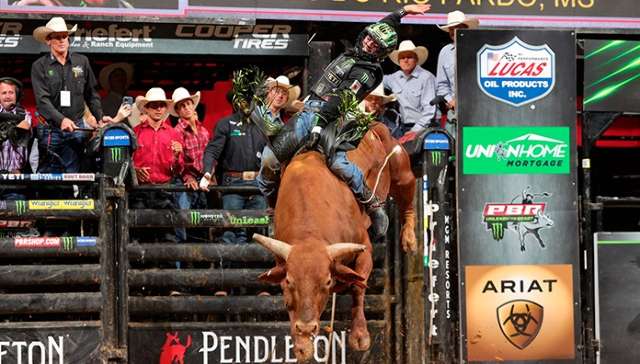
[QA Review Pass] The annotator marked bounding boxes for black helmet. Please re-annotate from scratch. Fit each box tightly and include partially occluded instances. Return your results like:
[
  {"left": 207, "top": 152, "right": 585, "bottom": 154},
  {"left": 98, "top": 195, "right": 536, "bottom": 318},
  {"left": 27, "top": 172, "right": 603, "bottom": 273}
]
[{"left": 355, "top": 22, "right": 398, "bottom": 61}]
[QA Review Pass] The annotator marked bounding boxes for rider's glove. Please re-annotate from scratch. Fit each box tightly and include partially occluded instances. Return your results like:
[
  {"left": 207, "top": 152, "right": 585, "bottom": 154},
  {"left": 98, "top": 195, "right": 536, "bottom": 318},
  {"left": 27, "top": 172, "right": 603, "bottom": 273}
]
[{"left": 306, "top": 126, "right": 322, "bottom": 150}]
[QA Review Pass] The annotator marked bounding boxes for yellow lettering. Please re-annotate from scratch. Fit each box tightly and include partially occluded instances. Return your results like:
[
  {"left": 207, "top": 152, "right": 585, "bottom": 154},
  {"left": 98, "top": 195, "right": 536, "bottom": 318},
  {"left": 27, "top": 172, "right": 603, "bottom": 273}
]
[
  {"left": 555, "top": 0, "right": 574, "bottom": 7},
  {"left": 497, "top": 0, "right": 514, "bottom": 5},
  {"left": 519, "top": 0, "right": 536, "bottom": 7},
  {"left": 577, "top": 0, "right": 594, "bottom": 8}
]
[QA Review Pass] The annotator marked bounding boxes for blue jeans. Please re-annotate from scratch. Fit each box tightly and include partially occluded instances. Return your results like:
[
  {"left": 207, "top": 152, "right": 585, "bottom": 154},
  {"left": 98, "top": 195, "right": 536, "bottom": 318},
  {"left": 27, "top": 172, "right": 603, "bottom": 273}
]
[
  {"left": 36, "top": 119, "right": 90, "bottom": 173},
  {"left": 221, "top": 175, "right": 266, "bottom": 244},
  {"left": 257, "top": 100, "right": 366, "bottom": 199},
  {"left": 173, "top": 177, "right": 208, "bottom": 243}
]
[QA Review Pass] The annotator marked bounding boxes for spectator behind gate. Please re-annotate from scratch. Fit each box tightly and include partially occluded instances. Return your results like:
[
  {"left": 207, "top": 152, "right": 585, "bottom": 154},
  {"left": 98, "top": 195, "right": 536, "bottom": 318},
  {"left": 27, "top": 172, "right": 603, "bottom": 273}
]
[
  {"left": 384, "top": 40, "right": 436, "bottom": 143},
  {"left": 361, "top": 83, "right": 401, "bottom": 138},
  {"left": 169, "top": 87, "right": 209, "bottom": 243},
  {"left": 199, "top": 75, "right": 299, "bottom": 244},
  {"left": 0, "top": 77, "right": 32, "bottom": 200},
  {"left": 436, "top": 11, "right": 479, "bottom": 136},
  {"left": 31, "top": 17, "right": 113, "bottom": 173},
  {"left": 99, "top": 62, "right": 133, "bottom": 119},
  {"left": 130, "top": 87, "right": 184, "bottom": 243}
]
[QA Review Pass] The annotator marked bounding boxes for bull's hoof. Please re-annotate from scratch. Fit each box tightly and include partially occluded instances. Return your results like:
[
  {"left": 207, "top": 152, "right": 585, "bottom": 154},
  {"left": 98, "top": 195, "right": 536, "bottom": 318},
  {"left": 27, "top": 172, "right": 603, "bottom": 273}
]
[{"left": 349, "top": 329, "right": 371, "bottom": 351}]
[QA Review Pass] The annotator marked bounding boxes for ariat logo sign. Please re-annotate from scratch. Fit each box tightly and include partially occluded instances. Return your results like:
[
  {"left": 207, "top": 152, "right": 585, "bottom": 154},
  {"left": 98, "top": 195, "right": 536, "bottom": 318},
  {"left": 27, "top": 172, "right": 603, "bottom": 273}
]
[
  {"left": 15, "top": 200, "right": 26, "bottom": 215},
  {"left": 111, "top": 147, "right": 123, "bottom": 162},
  {"left": 463, "top": 126, "right": 570, "bottom": 175},
  {"left": 62, "top": 237, "right": 75, "bottom": 251},
  {"left": 477, "top": 36, "right": 555, "bottom": 107},
  {"left": 465, "top": 264, "right": 575, "bottom": 361},
  {"left": 497, "top": 299, "right": 544, "bottom": 350}
]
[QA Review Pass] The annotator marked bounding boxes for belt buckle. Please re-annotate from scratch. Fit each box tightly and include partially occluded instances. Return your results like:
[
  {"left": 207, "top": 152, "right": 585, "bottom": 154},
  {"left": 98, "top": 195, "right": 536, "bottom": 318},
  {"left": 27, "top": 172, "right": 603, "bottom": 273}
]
[{"left": 242, "top": 171, "right": 256, "bottom": 180}]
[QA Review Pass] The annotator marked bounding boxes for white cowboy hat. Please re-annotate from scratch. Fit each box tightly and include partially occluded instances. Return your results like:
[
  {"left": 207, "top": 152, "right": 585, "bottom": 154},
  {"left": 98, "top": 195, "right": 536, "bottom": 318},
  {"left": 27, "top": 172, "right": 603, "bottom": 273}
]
[
  {"left": 438, "top": 11, "right": 479, "bottom": 31},
  {"left": 136, "top": 87, "right": 172, "bottom": 111},
  {"left": 265, "top": 75, "right": 301, "bottom": 107},
  {"left": 367, "top": 83, "right": 396, "bottom": 104},
  {"left": 389, "top": 40, "right": 428, "bottom": 66},
  {"left": 33, "top": 17, "right": 78, "bottom": 44},
  {"left": 99, "top": 62, "right": 134, "bottom": 91},
  {"left": 168, "top": 87, "right": 201, "bottom": 117}
]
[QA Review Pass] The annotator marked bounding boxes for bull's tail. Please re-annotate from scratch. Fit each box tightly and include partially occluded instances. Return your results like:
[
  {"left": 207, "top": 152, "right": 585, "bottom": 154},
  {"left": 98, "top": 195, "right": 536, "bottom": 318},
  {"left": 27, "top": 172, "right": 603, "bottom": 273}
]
[{"left": 363, "top": 145, "right": 402, "bottom": 204}]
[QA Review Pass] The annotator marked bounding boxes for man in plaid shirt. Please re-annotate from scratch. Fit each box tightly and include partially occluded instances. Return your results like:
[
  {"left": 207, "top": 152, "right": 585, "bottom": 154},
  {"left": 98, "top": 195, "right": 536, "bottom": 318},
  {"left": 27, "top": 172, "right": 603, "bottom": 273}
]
[{"left": 170, "top": 87, "right": 209, "bottom": 244}]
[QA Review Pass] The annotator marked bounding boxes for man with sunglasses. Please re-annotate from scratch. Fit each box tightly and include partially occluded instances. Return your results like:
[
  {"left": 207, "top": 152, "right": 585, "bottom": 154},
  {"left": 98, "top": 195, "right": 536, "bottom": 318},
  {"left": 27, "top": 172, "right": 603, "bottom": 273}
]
[{"left": 31, "top": 17, "right": 112, "bottom": 173}]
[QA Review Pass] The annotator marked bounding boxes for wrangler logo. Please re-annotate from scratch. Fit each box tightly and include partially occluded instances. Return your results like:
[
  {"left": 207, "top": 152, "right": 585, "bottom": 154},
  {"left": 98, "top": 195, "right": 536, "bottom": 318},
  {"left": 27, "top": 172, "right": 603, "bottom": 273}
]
[{"left": 497, "top": 299, "right": 544, "bottom": 350}]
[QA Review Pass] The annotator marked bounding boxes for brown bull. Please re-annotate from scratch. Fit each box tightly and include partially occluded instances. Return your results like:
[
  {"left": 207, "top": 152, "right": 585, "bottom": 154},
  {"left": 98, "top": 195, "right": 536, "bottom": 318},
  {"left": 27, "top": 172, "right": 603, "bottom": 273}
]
[{"left": 254, "top": 122, "right": 416, "bottom": 362}]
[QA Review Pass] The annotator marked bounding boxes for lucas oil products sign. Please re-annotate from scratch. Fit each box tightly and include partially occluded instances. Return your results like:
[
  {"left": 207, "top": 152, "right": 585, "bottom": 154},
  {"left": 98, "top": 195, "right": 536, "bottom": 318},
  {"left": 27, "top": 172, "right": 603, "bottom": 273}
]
[{"left": 456, "top": 30, "right": 580, "bottom": 362}]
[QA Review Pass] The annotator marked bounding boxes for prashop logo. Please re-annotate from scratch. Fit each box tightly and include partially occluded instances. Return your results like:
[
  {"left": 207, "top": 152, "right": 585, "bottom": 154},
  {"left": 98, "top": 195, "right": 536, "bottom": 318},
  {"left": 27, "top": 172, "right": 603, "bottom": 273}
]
[
  {"left": 158, "top": 331, "right": 192, "bottom": 364},
  {"left": 482, "top": 186, "right": 554, "bottom": 252},
  {"left": 463, "top": 126, "right": 570, "bottom": 175},
  {"left": 477, "top": 36, "right": 555, "bottom": 107}
]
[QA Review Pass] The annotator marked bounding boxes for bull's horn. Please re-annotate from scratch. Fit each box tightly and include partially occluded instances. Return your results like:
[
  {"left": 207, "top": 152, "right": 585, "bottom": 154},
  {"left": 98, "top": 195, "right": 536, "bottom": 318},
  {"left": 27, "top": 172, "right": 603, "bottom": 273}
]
[
  {"left": 327, "top": 243, "right": 366, "bottom": 260},
  {"left": 252, "top": 233, "right": 292, "bottom": 261}
]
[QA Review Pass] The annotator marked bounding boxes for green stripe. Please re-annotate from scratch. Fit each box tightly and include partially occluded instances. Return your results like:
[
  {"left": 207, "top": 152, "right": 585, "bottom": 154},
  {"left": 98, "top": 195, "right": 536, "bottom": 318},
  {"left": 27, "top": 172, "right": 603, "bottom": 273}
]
[{"left": 598, "top": 240, "right": 640, "bottom": 245}]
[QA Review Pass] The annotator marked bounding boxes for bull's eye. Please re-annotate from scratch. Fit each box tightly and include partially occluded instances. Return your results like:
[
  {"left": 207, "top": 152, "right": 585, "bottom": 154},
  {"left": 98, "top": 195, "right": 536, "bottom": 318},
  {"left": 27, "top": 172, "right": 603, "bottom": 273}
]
[{"left": 326, "top": 278, "right": 332, "bottom": 287}]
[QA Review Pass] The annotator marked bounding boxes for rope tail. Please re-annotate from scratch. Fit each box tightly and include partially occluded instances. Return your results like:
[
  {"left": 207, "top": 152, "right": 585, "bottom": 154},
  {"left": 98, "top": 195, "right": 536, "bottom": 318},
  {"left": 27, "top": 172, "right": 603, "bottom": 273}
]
[{"left": 362, "top": 144, "right": 402, "bottom": 204}]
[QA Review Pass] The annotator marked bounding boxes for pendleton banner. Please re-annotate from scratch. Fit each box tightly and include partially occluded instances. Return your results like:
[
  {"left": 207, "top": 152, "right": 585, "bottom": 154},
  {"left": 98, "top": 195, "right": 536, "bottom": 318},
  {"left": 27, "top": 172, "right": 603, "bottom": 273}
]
[
  {"left": 456, "top": 29, "right": 580, "bottom": 362},
  {"left": 1, "top": 0, "right": 640, "bottom": 29}
]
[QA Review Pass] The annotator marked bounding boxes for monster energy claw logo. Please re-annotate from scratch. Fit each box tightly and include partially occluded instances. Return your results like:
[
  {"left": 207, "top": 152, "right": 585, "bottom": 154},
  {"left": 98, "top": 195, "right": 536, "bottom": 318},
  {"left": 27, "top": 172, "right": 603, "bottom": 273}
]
[
  {"left": 62, "top": 237, "right": 75, "bottom": 251},
  {"left": 190, "top": 211, "right": 201, "bottom": 225},
  {"left": 15, "top": 200, "right": 26, "bottom": 215},
  {"left": 431, "top": 151, "right": 444, "bottom": 165},
  {"left": 111, "top": 147, "right": 123, "bottom": 162},
  {"left": 491, "top": 222, "right": 505, "bottom": 240}
]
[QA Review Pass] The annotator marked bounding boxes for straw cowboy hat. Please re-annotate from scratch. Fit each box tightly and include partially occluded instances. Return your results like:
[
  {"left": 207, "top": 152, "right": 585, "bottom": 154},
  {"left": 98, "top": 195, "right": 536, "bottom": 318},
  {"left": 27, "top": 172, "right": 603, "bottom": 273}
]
[
  {"left": 368, "top": 83, "right": 396, "bottom": 104},
  {"left": 438, "top": 11, "right": 479, "bottom": 31},
  {"left": 389, "top": 40, "right": 428, "bottom": 66},
  {"left": 136, "top": 87, "right": 172, "bottom": 110},
  {"left": 33, "top": 17, "right": 77, "bottom": 44},
  {"left": 265, "top": 75, "right": 301, "bottom": 107},
  {"left": 99, "top": 62, "right": 134, "bottom": 91},
  {"left": 168, "top": 87, "right": 201, "bottom": 117}
]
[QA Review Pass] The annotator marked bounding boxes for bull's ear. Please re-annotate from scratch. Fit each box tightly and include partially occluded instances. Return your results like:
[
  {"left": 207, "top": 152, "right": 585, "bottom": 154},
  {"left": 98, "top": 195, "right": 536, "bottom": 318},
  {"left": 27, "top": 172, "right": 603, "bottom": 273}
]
[
  {"left": 258, "top": 265, "right": 287, "bottom": 285},
  {"left": 333, "top": 262, "right": 368, "bottom": 289}
]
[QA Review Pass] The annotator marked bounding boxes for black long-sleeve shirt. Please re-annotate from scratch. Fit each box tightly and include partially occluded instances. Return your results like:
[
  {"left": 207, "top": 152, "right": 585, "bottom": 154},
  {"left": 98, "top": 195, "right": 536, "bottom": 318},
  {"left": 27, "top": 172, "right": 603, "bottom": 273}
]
[
  {"left": 202, "top": 112, "right": 268, "bottom": 174},
  {"left": 312, "top": 9, "right": 404, "bottom": 127},
  {"left": 31, "top": 52, "right": 103, "bottom": 128}
]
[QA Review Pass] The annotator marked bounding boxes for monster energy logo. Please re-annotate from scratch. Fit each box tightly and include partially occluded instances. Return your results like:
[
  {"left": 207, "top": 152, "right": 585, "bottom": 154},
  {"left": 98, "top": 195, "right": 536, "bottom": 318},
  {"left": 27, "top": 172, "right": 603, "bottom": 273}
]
[
  {"left": 491, "top": 223, "right": 505, "bottom": 241},
  {"left": 360, "top": 73, "right": 369, "bottom": 84},
  {"left": 62, "top": 237, "right": 75, "bottom": 250},
  {"left": 110, "top": 147, "right": 124, "bottom": 162},
  {"left": 190, "top": 211, "right": 201, "bottom": 225},
  {"left": 430, "top": 151, "right": 444, "bottom": 165},
  {"left": 15, "top": 200, "right": 26, "bottom": 215}
]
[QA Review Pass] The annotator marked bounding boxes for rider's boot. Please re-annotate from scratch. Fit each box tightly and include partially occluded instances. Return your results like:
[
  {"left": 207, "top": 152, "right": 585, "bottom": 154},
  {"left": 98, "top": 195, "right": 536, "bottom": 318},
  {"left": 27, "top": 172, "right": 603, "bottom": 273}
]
[{"left": 358, "top": 185, "right": 389, "bottom": 240}]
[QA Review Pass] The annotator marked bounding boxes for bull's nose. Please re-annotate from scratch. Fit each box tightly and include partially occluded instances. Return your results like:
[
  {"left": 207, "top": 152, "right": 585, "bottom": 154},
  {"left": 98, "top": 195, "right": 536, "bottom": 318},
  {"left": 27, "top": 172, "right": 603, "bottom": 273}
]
[{"left": 295, "top": 320, "right": 319, "bottom": 336}]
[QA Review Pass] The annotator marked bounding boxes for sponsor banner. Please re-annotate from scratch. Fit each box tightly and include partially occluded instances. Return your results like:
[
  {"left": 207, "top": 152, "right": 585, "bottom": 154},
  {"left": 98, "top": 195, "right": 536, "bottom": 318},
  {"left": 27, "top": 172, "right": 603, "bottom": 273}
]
[
  {"left": 13, "top": 236, "right": 97, "bottom": 250},
  {"left": 465, "top": 264, "right": 575, "bottom": 361},
  {"left": 103, "top": 128, "right": 132, "bottom": 147},
  {"left": 462, "top": 126, "right": 570, "bottom": 175},
  {"left": 0, "top": 173, "right": 94, "bottom": 181},
  {"left": 0, "top": 326, "right": 100, "bottom": 363},
  {"left": 0, "top": 219, "right": 33, "bottom": 228},
  {"left": 28, "top": 199, "right": 95, "bottom": 210},
  {"left": 0, "top": 20, "right": 308, "bottom": 56},
  {"left": 188, "top": 210, "right": 270, "bottom": 227},
  {"left": 594, "top": 232, "right": 640, "bottom": 363},
  {"left": 185, "top": 1, "right": 640, "bottom": 28},
  {"left": 477, "top": 36, "right": 555, "bottom": 107},
  {"left": 129, "top": 324, "right": 385, "bottom": 363}
]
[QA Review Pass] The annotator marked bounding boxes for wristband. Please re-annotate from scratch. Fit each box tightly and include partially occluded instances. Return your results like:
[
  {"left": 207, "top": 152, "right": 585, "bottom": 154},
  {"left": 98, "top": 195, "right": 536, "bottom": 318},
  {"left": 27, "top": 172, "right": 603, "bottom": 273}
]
[{"left": 311, "top": 126, "right": 322, "bottom": 134}]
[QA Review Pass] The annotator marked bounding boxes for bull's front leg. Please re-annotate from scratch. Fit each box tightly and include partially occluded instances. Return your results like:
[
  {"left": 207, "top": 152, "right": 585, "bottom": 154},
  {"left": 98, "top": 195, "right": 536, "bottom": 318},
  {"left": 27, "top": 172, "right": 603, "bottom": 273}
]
[{"left": 349, "top": 250, "right": 373, "bottom": 351}]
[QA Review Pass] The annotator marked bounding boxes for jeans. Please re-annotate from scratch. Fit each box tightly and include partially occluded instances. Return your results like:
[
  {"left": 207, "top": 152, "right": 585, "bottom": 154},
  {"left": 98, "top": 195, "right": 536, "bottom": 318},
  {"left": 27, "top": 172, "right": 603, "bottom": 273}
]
[
  {"left": 173, "top": 177, "right": 208, "bottom": 242},
  {"left": 257, "top": 100, "right": 366, "bottom": 200},
  {"left": 221, "top": 175, "right": 266, "bottom": 244},
  {"left": 36, "top": 119, "right": 90, "bottom": 173}
]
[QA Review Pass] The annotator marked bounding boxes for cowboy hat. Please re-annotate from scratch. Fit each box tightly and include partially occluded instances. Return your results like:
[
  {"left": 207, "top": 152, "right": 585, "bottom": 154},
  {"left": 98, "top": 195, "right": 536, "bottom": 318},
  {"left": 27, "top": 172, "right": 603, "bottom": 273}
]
[
  {"left": 168, "top": 87, "right": 201, "bottom": 117},
  {"left": 438, "top": 11, "right": 479, "bottom": 31},
  {"left": 136, "top": 87, "right": 172, "bottom": 110},
  {"left": 367, "top": 83, "right": 396, "bottom": 104},
  {"left": 389, "top": 40, "right": 428, "bottom": 66},
  {"left": 33, "top": 17, "right": 78, "bottom": 44},
  {"left": 99, "top": 63, "right": 134, "bottom": 91},
  {"left": 265, "top": 75, "right": 301, "bottom": 107}
]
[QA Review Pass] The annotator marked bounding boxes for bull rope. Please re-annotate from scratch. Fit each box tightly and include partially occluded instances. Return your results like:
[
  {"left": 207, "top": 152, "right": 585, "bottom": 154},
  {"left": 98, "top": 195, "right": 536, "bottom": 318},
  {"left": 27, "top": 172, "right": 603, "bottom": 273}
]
[{"left": 361, "top": 145, "right": 402, "bottom": 204}]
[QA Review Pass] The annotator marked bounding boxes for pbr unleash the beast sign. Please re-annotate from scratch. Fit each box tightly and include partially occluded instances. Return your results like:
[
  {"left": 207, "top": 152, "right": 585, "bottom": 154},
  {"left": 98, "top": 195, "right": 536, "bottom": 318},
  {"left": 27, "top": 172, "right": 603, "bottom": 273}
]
[{"left": 456, "top": 29, "right": 580, "bottom": 362}]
